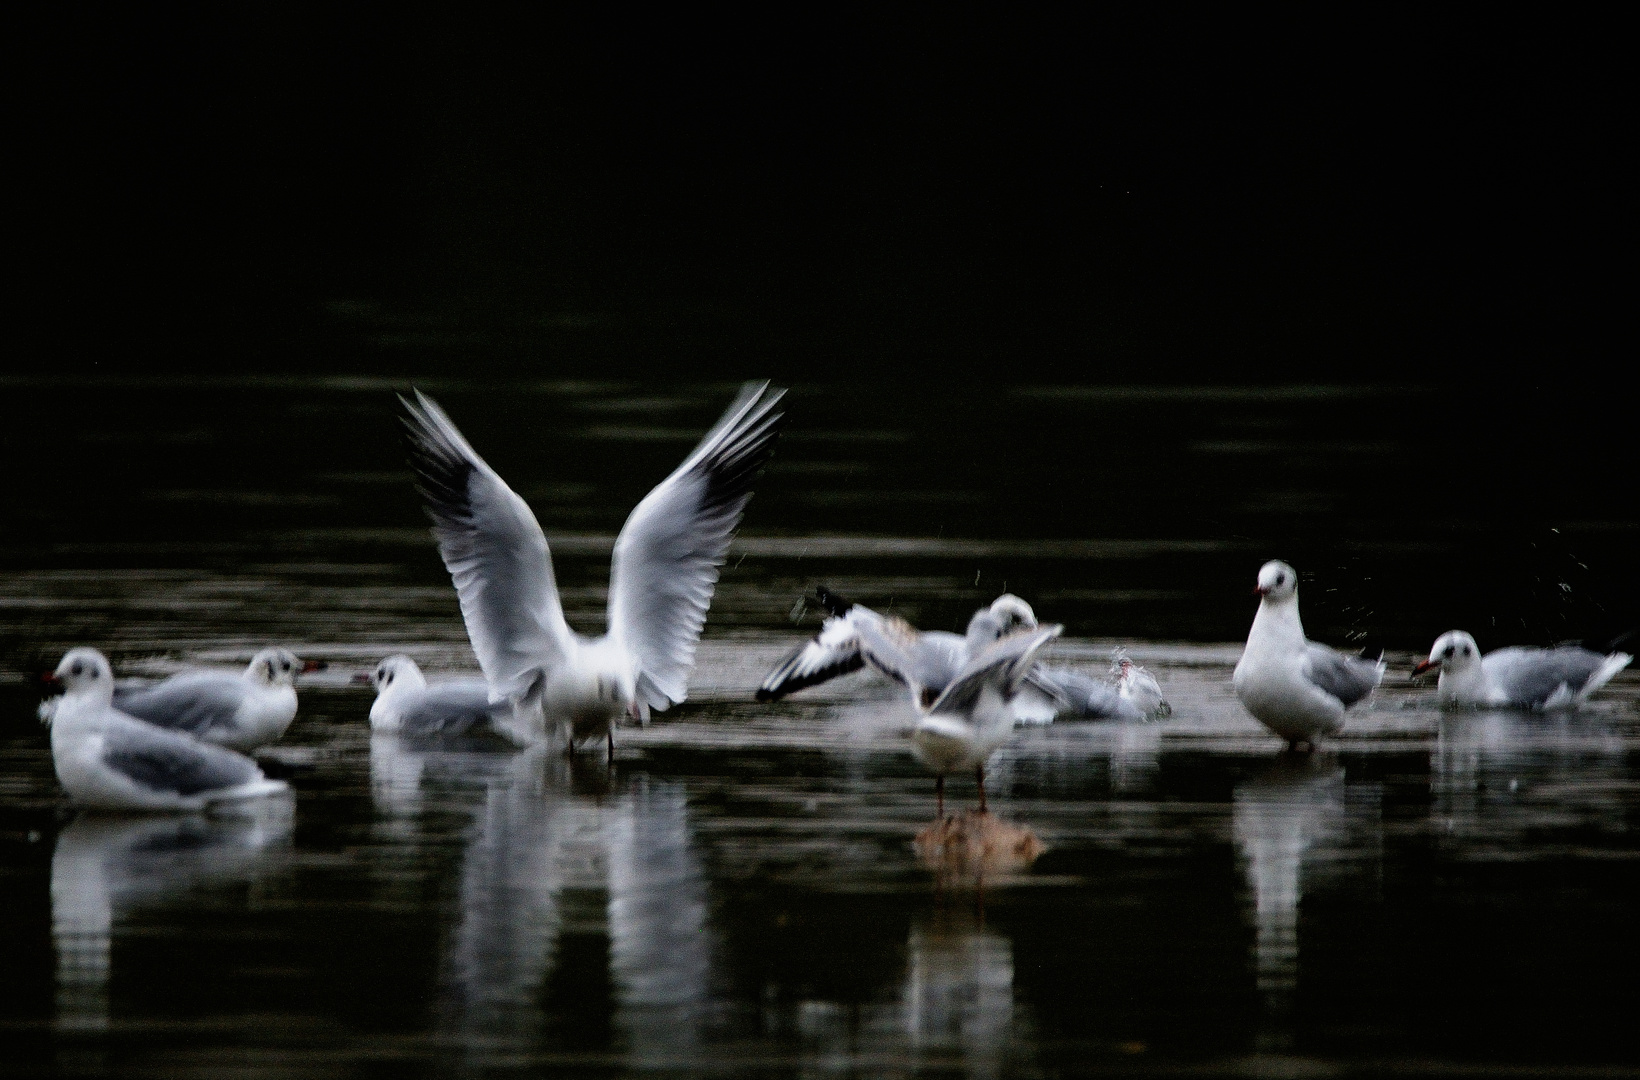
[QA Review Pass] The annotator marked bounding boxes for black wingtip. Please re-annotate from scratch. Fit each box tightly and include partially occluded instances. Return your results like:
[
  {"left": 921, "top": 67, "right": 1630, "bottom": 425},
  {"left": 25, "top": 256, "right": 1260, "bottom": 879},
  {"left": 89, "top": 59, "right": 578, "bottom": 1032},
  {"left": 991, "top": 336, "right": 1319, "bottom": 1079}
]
[
  {"left": 753, "top": 687, "right": 781, "bottom": 703},
  {"left": 813, "top": 586, "right": 852, "bottom": 617}
]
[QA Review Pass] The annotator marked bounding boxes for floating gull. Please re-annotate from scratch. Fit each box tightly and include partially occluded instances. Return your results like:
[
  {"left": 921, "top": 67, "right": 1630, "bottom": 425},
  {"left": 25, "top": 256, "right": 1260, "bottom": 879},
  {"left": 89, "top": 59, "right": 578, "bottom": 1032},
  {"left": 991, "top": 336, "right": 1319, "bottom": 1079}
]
[
  {"left": 1413, "top": 631, "right": 1632, "bottom": 710},
  {"left": 43, "top": 648, "right": 288, "bottom": 810},
  {"left": 1232, "top": 561, "right": 1384, "bottom": 748},
  {"left": 402, "top": 382, "right": 785, "bottom": 753},
  {"left": 908, "top": 624, "right": 1063, "bottom": 814},
  {"left": 360, "top": 654, "right": 519, "bottom": 742},
  {"left": 102, "top": 648, "right": 321, "bottom": 752},
  {"left": 1113, "top": 651, "right": 1171, "bottom": 718},
  {"left": 758, "top": 588, "right": 1131, "bottom": 722}
]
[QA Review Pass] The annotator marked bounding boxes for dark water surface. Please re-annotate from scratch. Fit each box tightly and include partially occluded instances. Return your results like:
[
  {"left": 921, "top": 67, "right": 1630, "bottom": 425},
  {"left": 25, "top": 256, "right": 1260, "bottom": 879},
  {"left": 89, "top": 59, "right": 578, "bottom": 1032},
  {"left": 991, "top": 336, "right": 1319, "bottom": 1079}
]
[{"left": 3, "top": 377, "right": 1638, "bottom": 1077}]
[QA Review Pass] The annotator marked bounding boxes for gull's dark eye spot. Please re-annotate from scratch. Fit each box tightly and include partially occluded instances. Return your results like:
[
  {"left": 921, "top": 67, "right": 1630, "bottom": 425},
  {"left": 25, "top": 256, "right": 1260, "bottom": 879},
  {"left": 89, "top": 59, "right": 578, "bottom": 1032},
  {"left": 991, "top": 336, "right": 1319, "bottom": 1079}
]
[
  {"left": 383, "top": 671, "right": 393, "bottom": 685},
  {"left": 1443, "top": 645, "right": 1455, "bottom": 658},
  {"left": 1275, "top": 574, "right": 1285, "bottom": 585},
  {"left": 1461, "top": 645, "right": 1472, "bottom": 656},
  {"left": 70, "top": 662, "right": 83, "bottom": 676}
]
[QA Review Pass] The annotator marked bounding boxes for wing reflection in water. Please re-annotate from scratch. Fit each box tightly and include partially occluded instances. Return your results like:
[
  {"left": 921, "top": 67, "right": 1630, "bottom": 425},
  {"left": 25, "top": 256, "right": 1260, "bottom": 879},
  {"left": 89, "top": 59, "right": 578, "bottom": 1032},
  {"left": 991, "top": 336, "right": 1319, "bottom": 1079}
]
[
  {"left": 369, "top": 731, "right": 715, "bottom": 1065},
  {"left": 901, "top": 911, "right": 1021, "bottom": 1080},
  {"left": 50, "top": 799, "right": 295, "bottom": 1034},
  {"left": 1232, "top": 753, "right": 1381, "bottom": 1047}
]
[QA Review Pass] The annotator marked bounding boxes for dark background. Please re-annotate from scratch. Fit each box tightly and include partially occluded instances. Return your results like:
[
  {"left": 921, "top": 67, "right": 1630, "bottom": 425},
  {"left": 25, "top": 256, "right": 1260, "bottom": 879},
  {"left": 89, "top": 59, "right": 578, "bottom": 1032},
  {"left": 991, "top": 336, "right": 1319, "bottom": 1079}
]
[
  {"left": 3, "top": 8, "right": 1635, "bottom": 646},
  {"left": 11, "top": 10, "right": 1630, "bottom": 384}
]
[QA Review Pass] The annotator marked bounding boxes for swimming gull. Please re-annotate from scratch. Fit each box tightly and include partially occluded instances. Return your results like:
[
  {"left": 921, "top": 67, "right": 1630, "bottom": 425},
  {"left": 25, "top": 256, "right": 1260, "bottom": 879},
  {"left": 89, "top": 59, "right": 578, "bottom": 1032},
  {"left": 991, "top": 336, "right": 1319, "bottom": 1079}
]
[
  {"left": 401, "top": 381, "right": 785, "bottom": 753},
  {"left": 1232, "top": 560, "right": 1384, "bottom": 748},
  {"left": 910, "top": 624, "right": 1063, "bottom": 815},
  {"left": 360, "top": 654, "right": 520, "bottom": 742},
  {"left": 43, "top": 648, "right": 288, "bottom": 811},
  {"left": 1412, "top": 630, "right": 1632, "bottom": 709},
  {"left": 101, "top": 648, "right": 321, "bottom": 752}
]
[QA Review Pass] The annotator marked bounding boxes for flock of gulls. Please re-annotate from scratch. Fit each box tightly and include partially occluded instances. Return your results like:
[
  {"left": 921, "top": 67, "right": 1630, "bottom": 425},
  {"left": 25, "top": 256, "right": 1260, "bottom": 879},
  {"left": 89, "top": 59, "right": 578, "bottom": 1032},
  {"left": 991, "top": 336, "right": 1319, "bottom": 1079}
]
[{"left": 35, "top": 382, "right": 1635, "bottom": 814}]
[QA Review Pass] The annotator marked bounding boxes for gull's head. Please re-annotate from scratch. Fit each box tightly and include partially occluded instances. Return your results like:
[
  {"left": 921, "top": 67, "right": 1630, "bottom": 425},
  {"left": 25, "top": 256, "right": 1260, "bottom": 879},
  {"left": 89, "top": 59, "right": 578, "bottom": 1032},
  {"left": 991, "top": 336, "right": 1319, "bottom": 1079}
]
[
  {"left": 51, "top": 648, "right": 115, "bottom": 700},
  {"left": 1254, "top": 560, "right": 1298, "bottom": 602},
  {"left": 247, "top": 648, "right": 308, "bottom": 688},
  {"left": 1414, "top": 631, "right": 1479, "bottom": 677},
  {"left": 988, "top": 594, "right": 1038, "bottom": 634},
  {"left": 368, "top": 654, "right": 428, "bottom": 696}
]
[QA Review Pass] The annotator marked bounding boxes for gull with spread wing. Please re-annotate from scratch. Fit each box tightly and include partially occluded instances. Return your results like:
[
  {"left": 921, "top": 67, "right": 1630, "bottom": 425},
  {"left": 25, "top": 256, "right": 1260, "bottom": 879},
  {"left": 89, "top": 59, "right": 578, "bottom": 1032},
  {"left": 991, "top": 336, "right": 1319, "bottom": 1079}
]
[
  {"left": 1233, "top": 560, "right": 1384, "bottom": 749},
  {"left": 758, "top": 588, "right": 1138, "bottom": 722},
  {"left": 1413, "top": 630, "right": 1631, "bottom": 710},
  {"left": 402, "top": 382, "right": 785, "bottom": 753}
]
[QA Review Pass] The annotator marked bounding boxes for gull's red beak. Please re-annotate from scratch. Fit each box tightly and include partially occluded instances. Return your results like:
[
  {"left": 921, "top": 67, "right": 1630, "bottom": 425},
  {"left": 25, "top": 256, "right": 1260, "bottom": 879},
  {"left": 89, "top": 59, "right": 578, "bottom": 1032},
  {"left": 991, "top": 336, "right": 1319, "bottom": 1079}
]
[
  {"left": 1412, "top": 659, "right": 1440, "bottom": 677},
  {"left": 1254, "top": 586, "right": 1270, "bottom": 597},
  {"left": 39, "top": 671, "right": 59, "bottom": 684},
  {"left": 302, "top": 659, "right": 327, "bottom": 674}
]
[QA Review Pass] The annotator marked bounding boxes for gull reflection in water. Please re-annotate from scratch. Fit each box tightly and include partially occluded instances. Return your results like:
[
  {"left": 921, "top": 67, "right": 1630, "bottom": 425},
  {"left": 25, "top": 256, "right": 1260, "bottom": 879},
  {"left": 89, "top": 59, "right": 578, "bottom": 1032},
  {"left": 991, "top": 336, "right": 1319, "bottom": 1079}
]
[
  {"left": 1233, "top": 753, "right": 1381, "bottom": 1047},
  {"left": 369, "top": 736, "right": 713, "bottom": 1065},
  {"left": 50, "top": 799, "right": 295, "bottom": 1034},
  {"left": 901, "top": 911, "right": 1021, "bottom": 1080},
  {"left": 1434, "top": 709, "right": 1629, "bottom": 848}
]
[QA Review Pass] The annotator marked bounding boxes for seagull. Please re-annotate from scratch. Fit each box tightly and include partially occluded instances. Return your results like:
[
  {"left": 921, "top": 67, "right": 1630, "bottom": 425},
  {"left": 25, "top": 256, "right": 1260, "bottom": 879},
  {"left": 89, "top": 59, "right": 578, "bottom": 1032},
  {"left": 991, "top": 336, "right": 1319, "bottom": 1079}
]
[
  {"left": 1113, "top": 651, "right": 1171, "bottom": 718},
  {"left": 43, "top": 648, "right": 288, "bottom": 811},
  {"left": 401, "top": 381, "right": 786, "bottom": 754},
  {"left": 359, "top": 654, "right": 521, "bottom": 742},
  {"left": 1412, "top": 631, "right": 1632, "bottom": 710},
  {"left": 98, "top": 649, "right": 322, "bottom": 752},
  {"left": 1232, "top": 560, "right": 1384, "bottom": 749},
  {"left": 911, "top": 624, "right": 1064, "bottom": 815},
  {"left": 758, "top": 588, "right": 1132, "bottom": 722}
]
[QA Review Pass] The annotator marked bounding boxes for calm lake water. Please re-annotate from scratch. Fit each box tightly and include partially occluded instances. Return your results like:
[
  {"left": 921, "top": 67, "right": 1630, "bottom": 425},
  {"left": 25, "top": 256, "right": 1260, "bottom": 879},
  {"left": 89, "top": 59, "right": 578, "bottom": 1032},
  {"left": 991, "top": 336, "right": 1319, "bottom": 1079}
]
[{"left": 2, "top": 377, "right": 1637, "bottom": 1077}]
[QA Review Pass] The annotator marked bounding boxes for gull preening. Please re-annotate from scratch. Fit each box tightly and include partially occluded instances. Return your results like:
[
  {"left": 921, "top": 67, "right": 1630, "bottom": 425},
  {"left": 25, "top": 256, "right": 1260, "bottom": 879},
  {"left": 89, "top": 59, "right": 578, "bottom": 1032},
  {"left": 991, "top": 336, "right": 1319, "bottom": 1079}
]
[
  {"left": 758, "top": 588, "right": 1138, "bottom": 722},
  {"left": 102, "top": 648, "right": 320, "bottom": 752},
  {"left": 1413, "top": 631, "right": 1633, "bottom": 710},
  {"left": 363, "top": 654, "right": 517, "bottom": 742},
  {"left": 1113, "top": 652, "right": 1171, "bottom": 718},
  {"left": 1232, "top": 561, "right": 1384, "bottom": 748},
  {"left": 402, "top": 381, "right": 786, "bottom": 753},
  {"left": 43, "top": 648, "right": 289, "bottom": 811}
]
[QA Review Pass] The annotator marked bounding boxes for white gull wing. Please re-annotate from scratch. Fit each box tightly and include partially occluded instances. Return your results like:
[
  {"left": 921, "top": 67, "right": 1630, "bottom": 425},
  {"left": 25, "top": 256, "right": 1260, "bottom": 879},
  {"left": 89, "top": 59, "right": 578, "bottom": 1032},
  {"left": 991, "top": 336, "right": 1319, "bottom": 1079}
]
[
  {"left": 929, "top": 625, "right": 1064, "bottom": 715},
  {"left": 1300, "top": 645, "right": 1384, "bottom": 709},
  {"left": 112, "top": 673, "right": 246, "bottom": 739},
  {"left": 607, "top": 382, "right": 786, "bottom": 710},
  {"left": 1484, "top": 646, "right": 1632, "bottom": 708},
  {"left": 852, "top": 617, "right": 968, "bottom": 706},
  {"left": 402, "top": 391, "right": 575, "bottom": 701},
  {"left": 756, "top": 605, "right": 878, "bottom": 701}
]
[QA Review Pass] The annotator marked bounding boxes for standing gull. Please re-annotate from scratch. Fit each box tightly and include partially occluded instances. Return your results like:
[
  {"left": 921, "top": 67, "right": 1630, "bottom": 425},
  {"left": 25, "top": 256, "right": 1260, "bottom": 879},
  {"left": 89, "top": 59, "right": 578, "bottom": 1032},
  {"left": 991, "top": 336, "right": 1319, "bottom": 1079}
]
[
  {"left": 1232, "top": 561, "right": 1384, "bottom": 748},
  {"left": 43, "top": 648, "right": 288, "bottom": 811},
  {"left": 910, "top": 624, "right": 1064, "bottom": 815},
  {"left": 402, "top": 382, "right": 785, "bottom": 753},
  {"left": 106, "top": 649, "right": 321, "bottom": 752},
  {"left": 361, "top": 654, "right": 518, "bottom": 742},
  {"left": 1413, "top": 631, "right": 1632, "bottom": 709}
]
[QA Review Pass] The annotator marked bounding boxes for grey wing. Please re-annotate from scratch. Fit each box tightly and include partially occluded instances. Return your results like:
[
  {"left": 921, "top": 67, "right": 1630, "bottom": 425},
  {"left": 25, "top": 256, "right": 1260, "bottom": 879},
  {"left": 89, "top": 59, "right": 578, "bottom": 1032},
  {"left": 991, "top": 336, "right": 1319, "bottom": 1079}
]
[
  {"left": 1486, "top": 647, "right": 1608, "bottom": 707},
  {"left": 756, "top": 607, "right": 875, "bottom": 701},
  {"left": 931, "top": 625, "right": 1064, "bottom": 714},
  {"left": 114, "top": 674, "right": 246, "bottom": 738},
  {"left": 102, "top": 716, "right": 264, "bottom": 796},
  {"left": 1301, "top": 645, "right": 1384, "bottom": 708},
  {"left": 399, "top": 679, "right": 511, "bottom": 739},
  {"left": 402, "top": 391, "right": 574, "bottom": 701},
  {"left": 1030, "top": 666, "right": 1144, "bottom": 722},
  {"left": 608, "top": 382, "right": 786, "bottom": 710}
]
